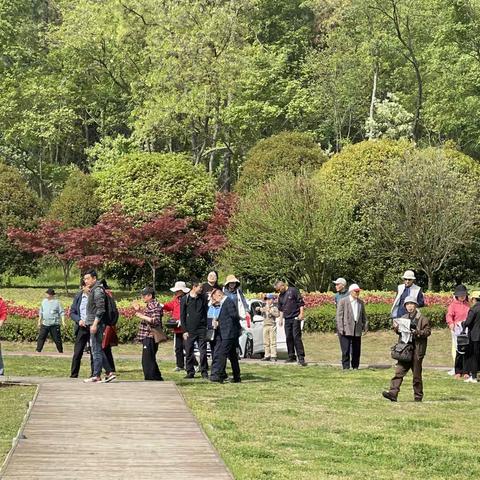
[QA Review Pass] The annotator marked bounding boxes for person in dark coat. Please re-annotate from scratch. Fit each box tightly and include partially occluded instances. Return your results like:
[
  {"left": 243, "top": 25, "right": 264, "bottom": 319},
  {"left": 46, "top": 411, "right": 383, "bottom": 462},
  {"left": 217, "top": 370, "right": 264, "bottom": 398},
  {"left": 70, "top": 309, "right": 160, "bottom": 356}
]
[
  {"left": 69, "top": 281, "right": 92, "bottom": 378},
  {"left": 210, "top": 288, "right": 241, "bottom": 383},
  {"left": 383, "top": 296, "right": 431, "bottom": 402},
  {"left": 202, "top": 271, "right": 220, "bottom": 299},
  {"left": 463, "top": 291, "right": 480, "bottom": 383},
  {"left": 180, "top": 280, "right": 209, "bottom": 379}
]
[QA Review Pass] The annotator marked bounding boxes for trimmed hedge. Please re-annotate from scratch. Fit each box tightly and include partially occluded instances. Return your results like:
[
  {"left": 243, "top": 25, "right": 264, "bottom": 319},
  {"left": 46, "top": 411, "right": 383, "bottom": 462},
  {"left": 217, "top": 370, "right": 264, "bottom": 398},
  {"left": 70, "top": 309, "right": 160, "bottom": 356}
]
[
  {"left": 304, "top": 304, "right": 447, "bottom": 333},
  {"left": 0, "top": 316, "right": 172, "bottom": 343}
]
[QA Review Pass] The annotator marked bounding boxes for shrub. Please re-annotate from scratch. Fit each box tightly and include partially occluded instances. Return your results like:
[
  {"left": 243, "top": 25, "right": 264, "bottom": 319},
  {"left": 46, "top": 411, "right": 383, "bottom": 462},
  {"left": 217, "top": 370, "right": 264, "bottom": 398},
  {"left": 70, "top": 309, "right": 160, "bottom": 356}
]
[{"left": 304, "top": 304, "right": 446, "bottom": 333}]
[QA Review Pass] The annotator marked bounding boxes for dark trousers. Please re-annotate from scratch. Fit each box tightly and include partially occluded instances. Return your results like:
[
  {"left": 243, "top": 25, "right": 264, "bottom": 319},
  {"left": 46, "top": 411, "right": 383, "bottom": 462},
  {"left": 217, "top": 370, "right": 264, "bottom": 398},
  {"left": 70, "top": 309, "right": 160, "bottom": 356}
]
[
  {"left": 284, "top": 317, "right": 305, "bottom": 361},
  {"left": 103, "top": 346, "right": 115, "bottom": 373},
  {"left": 455, "top": 351, "right": 466, "bottom": 375},
  {"left": 211, "top": 337, "right": 241, "bottom": 381},
  {"left": 36, "top": 324, "right": 63, "bottom": 353},
  {"left": 338, "top": 334, "right": 361, "bottom": 369},
  {"left": 388, "top": 355, "right": 424, "bottom": 400},
  {"left": 466, "top": 341, "right": 480, "bottom": 378},
  {"left": 174, "top": 332, "right": 185, "bottom": 369},
  {"left": 185, "top": 331, "right": 208, "bottom": 376},
  {"left": 70, "top": 326, "right": 92, "bottom": 377},
  {"left": 142, "top": 337, "right": 163, "bottom": 381}
]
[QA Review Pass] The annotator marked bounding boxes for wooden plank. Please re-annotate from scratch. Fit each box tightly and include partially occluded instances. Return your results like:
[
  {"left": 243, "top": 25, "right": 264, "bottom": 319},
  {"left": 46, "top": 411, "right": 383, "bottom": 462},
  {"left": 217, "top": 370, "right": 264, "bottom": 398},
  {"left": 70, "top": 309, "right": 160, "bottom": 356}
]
[{"left": 0, "top": 380, "right": 233, "bottom": 479}]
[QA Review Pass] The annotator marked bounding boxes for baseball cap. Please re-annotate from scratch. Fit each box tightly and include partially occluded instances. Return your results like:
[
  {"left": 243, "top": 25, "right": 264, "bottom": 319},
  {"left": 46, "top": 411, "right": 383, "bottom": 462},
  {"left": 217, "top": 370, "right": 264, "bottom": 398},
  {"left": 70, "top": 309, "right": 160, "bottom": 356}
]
[
  {"left": 348, "top": 283, "right": 361, "bottom": 292},
  {"left": 333, "top": 277, "right": 347, "bottom": 286}
]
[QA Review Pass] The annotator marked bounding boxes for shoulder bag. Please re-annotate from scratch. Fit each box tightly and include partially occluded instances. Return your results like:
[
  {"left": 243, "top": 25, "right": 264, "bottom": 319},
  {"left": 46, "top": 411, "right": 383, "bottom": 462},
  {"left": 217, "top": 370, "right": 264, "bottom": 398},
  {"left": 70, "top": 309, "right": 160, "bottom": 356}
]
[{"left": 390, "top": 341, "right": 414, "bottom": 363}]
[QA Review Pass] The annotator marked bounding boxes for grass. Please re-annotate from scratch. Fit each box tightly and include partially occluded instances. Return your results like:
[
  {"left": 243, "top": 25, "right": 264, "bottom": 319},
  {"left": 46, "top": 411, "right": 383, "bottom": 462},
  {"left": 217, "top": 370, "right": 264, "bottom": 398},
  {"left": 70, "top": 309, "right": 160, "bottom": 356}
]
[
  {"left": 0, "top": 385, "right": 36, "bottom": 464},
  {"left": 1, "top": 353, "right": 480, "bottom": 479}
]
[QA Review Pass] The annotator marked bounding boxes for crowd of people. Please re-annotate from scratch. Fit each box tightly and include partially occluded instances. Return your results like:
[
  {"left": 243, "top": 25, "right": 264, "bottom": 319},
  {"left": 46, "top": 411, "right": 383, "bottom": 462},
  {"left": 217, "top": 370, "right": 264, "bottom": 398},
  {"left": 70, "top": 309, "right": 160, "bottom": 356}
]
[{"left": 0, "top": 268, "right": 480, "bottom": 401}]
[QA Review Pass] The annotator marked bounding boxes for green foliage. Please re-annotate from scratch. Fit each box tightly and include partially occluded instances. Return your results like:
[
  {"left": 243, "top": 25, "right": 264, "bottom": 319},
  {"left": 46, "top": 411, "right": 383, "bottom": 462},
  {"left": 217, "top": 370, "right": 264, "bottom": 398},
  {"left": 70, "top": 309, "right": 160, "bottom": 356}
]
[
  {"left": 304, "top": 304, "right": 446, "bottom": 333},
  {"left": 0, "top": 162, "right": 42, "bottom": 277},
  {"left": 48, "top": 170, "right": 101, "bottom": 228},
  {"left": 235, "top": 131, "right": 327, "bottom": 194},
  {"left": 94, "top": 152, "right": 215, "bottom": 219}
]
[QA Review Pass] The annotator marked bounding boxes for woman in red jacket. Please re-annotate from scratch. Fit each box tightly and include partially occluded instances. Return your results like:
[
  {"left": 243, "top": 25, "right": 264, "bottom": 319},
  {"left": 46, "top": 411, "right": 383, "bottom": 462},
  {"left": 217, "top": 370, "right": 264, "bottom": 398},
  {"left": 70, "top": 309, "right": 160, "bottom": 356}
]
[
  {"left": 0, "top": 297, "right": 7, "bottom": 376},
  {"left": 163, "top": 281, "right": 190, "bottom": 371}
]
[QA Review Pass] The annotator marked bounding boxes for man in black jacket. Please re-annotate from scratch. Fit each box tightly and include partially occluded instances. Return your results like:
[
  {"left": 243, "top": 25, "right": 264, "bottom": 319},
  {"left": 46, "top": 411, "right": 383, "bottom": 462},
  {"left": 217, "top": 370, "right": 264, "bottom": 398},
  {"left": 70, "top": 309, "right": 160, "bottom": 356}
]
[
  {"left": 69, "top": 281, "right": 91, "bottom": 378},
  {"left": 209, "top": 288, "right": 241, "bottom": 383},
  {"left": 180, "top": 280, "right": 209, "bottom": 379}
]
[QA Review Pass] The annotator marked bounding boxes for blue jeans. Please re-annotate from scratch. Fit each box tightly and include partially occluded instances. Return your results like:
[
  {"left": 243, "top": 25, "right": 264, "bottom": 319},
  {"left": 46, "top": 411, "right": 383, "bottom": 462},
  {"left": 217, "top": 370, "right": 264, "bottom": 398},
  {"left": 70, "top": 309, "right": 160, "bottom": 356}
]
[{"left": 90, "top": 324, "right": 110, "bottom": 377}]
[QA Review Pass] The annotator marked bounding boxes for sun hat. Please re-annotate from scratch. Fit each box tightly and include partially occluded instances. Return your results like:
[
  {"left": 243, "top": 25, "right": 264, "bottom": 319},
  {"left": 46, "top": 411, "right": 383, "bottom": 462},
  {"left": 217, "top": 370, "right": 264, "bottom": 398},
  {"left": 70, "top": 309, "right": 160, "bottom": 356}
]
[
  {"left": 403, "top": 295, "right": 418, "bottom": 306},
  {"left": 470, "top": 291, "right": 480, "bottom": 300},
  {"left": 333, "top": 277, "right": 347, "bottom": 286},
  {"left": 170, "top": 281, "right": 190, "bottom": 293},
  {"left": 402, "top": 270, "right": 416, "bottom": 280},
  {"left": 348, "top": 283, "right": 361, "bottom": 293},
  {"left": 454, "top": 285, "right": 468, "bottom": 298},
  {"left": 224, "top": 274, "right": 240, "bottom": 286}
]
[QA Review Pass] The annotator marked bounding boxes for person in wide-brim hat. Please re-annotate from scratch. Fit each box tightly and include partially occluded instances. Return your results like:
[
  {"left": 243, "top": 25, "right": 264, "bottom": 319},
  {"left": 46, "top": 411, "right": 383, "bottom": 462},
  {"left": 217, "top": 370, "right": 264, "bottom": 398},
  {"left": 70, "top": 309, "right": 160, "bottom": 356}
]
[
  {"left": 170, "top": 281, "right": 190, "bottom": 294},
  {"left": 222, "top": 274, "right": 248, "bottom": 320},
  {"left": 224, "top": 274, "right": 240, "bottom": 287}
]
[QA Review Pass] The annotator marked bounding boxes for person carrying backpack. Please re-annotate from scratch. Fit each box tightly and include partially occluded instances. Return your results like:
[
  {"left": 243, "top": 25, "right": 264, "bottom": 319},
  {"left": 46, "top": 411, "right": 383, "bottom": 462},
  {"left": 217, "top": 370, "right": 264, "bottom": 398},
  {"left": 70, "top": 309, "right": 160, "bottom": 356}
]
[{"left": 83, "top": 270, "right": 116, "bottom": 383}]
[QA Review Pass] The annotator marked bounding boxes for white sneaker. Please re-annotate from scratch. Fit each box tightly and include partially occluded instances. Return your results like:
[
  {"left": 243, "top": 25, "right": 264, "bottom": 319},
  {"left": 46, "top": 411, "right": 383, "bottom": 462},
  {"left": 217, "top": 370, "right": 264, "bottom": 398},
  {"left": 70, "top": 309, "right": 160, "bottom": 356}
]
[
  {"left": 447, "top": 369, "right": 455, "bottom": 376},
  {"left": 173, "top": 367, "right": 182, "bottom": 372},
  {"left": 464, "top": 377, "right": 478, "bottom": 383},
  {"left": 102, "top": 373, "right": 116, "bottom": 383},
  {"left": 84, "top": 376, "right": 101, "bottom": 383}
]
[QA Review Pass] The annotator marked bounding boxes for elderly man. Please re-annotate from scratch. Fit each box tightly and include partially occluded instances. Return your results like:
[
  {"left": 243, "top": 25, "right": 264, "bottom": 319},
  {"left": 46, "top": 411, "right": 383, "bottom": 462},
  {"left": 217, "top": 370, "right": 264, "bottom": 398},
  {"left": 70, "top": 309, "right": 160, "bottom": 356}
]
[
  {"left": 391, "top": 270, "right": 425, "bottom": 318},
  {"left": 333, "top": 277, "right": 349, "bottom": 306},
  {"left": 336, "top": 283, "right": 368, "bottom": 370}
]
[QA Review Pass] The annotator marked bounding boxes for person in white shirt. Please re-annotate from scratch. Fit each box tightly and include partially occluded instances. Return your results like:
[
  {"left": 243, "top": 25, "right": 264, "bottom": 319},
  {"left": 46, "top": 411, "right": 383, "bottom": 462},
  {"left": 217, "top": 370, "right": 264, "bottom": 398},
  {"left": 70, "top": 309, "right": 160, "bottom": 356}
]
[{"left": 335, "top": 284, "right": 368, "bottom": 370}]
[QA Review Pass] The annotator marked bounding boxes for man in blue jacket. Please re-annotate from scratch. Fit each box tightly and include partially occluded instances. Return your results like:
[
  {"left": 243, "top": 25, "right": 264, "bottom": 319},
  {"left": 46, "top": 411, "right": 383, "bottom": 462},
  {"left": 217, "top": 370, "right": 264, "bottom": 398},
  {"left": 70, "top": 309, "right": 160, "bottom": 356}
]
[
  {"left": 70, "top": 281, "right": 91, "bottom": 378},
  {"left": 209, "top": 288, "right": 241, "bottom": 383}
]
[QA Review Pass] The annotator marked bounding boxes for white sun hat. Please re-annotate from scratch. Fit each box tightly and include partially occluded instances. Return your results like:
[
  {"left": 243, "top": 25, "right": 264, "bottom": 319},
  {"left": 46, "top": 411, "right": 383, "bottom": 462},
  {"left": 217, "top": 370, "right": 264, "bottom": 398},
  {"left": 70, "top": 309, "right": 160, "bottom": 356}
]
[{"left": 170, "top": 281, "right": 190, "bottom": 293}]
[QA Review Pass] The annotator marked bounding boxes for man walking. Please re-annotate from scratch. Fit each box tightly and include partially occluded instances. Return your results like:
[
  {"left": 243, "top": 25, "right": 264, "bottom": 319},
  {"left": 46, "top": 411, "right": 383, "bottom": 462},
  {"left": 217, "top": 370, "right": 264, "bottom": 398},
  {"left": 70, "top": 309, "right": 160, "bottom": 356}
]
[
  {"left": 70, "top": 281, "right": 91, "bottom": 378},
  {"left": 180, "top": 280, "right": 209, "bottom": 379},
  {"left": 0, "top": 296, "right": 7, "bottom": 376},
  {"left": 391, "top": 270, "right": 425, "bottom": 318},
  {"left": 83, "top": 270, "right": 115, "bottom": 383},
  {"left": 37, "top": 288, "right": 65, "bottom": 353},
  {"left": 275, "top": 281, "right": 306, "bottom": 366},
  {"left": 336, "top": 284, "right": 368, "bottom": 370},
  {"left": 210, "top": 288, "right": 241, "bottom": 383}
]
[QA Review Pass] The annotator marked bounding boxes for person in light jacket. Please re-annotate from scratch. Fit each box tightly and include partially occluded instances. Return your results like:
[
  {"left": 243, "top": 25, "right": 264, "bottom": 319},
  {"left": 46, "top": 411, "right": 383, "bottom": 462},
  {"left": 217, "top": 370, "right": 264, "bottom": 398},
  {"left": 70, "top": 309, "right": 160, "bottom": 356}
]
[
  {"left": 391, "top": 270, "right": 425, "bottom": 318},
  {"left": 37, "top": 288, "right": 65, "bottom": 353},
  {"left": 336, "top": 284, "right": 368, "bottom": 370}
]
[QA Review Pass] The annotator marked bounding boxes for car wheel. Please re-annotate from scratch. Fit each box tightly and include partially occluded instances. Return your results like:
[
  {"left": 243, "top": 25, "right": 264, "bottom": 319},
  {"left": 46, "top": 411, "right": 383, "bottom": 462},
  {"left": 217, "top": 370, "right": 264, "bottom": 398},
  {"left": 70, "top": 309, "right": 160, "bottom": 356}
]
[{"left": 244, "top": 338, "right": 254, "bottom": 358}]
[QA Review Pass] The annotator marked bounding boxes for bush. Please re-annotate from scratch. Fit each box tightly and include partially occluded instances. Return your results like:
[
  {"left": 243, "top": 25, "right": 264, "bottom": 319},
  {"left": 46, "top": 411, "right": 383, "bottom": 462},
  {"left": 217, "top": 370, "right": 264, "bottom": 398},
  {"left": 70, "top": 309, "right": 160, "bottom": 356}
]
[
  {"left": 304, "top": 304, "right": 446, "bottom": 333},
  {"left": 1, "top": 316, "right": 172, "bottom": 343},
  {"left": 94, "top": 152, "right": 215, "bottom": 220},
  {"left": 235, "top": 131, "right": 327, "bottom": 195}
]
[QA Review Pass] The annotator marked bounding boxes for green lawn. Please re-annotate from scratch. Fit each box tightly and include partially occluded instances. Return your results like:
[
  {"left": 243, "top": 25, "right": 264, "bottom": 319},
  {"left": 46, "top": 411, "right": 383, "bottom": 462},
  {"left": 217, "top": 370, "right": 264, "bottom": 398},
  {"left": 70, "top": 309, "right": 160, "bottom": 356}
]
[{"left": 1, "top": 354, "right": 479, "bottom": 479}]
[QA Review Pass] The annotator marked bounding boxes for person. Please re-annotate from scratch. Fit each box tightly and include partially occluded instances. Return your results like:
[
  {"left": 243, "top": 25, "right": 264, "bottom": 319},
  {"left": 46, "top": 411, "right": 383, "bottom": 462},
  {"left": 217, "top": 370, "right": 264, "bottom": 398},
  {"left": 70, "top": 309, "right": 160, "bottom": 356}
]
[
  {"left": 275, "top": 280, "right": 306, "bottom": 366},
  {"left": 37, "top": 288, "right": 65, "bottom": 353},
  {"left": 163, "top": 281, "right": 190, "bottom": 372},
  {"left": 100, "top": 279, "right": 118, "bottom": 377},
  {"left": 83, "top": 270, "right": 116, "bottom": 383},
  {"left": 333, "top": 278, "right": 349, "bottom": 306},
  {"left": 383, "top": 296, "right": 431, "bottom": 402},
  {"left": 203, "top": 271, "right": 220, "bottom": 298},
  {"left": 445, "top": 285, "right": 470, "bottom": 378},
  {"left": 0, "top": 297, "right": 7, "bottom": 376},
  {"left": 391, "top": 270, "right": 425, "bottom": 318},
  {"left": 462, "top": 290, "right": 480, "bottom": 384},
  {"left": 336, "top": 284, "right": 368, "bottom": 370},
  {"left": 258, "top": 293, "right": 280, "bottom": 362},
  {"left": 133, "top": 286, "right": 164, "bottom": 381},
  {"left": 69, "top": 281, "right": 92, "bottom": 378},
  {"left": 210, "top": 288, "right": 241, "bottom": 383},
  {"left": 207, "top": 298, "right": 221, "bottom": 363},
  {"left": 180, "top": 280, "right": 209, "bottom": 379},
  {"left": 223, "top": 274, "right": 249, "bottom": 321}
]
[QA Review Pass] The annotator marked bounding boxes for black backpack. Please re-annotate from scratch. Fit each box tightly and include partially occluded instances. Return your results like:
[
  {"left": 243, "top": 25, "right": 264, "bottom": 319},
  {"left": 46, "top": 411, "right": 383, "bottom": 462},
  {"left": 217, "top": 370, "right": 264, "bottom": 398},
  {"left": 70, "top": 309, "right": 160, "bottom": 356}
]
[{"left": 103, "top": 290, "right": 119, "bottom": 326}]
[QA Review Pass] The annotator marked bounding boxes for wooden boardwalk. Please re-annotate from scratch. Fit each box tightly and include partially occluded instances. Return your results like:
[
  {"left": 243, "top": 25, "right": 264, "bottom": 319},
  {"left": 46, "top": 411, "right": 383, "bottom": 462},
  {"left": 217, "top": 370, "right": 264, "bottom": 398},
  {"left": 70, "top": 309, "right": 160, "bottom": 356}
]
[{"left": 1, "top": 380, "right": 233, "bottom": 479}]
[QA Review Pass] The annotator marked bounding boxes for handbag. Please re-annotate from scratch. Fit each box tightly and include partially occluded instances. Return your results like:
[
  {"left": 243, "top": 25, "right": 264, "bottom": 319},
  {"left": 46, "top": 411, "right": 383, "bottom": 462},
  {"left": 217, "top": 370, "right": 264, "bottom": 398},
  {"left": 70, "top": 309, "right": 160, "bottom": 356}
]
[
  {"left": 151, "top": 325, "right": 168, "bottom": 343},
  {"left": 206, "top": 328, "right": 215, "bottom": 342},
  {"left": 391, "top": 342, "right": 414, "bottom": 363},
  {"left": 456, "top": 333, "right": 470, "bottom": 347},
  {"left": 165, "top": 319, "right": 179, "bottom": 329}
]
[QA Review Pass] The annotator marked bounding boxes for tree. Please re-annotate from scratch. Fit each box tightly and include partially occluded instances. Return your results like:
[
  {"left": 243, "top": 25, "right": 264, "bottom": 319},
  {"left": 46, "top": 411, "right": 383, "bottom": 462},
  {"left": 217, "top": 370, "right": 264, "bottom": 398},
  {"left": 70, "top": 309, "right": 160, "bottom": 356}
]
[
  {"left": 94, "top": 152, "right": 215, "bottom": 219},
  {"left": 0, "top": 162, "right": 43, "bottom": 278},
  {"left": 8, "top": 220, "right": 78, "bottom": 292},
  {"left": 366, "top": 147, "right": 480, "bottom": 290},
  {"left": 48, "top": 170, "right": 101, "bottom": 228},
  {"left": 235, "top": 131, "right": 327, "bottom": 194},
  {"left": 220, "top": 173, "right": 356, "bottom": 291}
]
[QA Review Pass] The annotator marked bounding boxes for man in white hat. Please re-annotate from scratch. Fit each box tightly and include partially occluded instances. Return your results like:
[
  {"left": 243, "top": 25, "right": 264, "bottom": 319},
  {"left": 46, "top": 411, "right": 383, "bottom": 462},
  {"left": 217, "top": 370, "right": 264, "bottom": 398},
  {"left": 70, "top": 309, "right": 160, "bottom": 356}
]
[
  {"left": 163, "top": 281, "right": 190, "bottom": 371},
  {"left": 336, "top": 283, "right": 368, "bottom": 370},
  {"left": 391, "top": 270, "right": 425, "bottom": 318},
  {"left": 333, "top": 278, "right": 348, "bottom": 306}
]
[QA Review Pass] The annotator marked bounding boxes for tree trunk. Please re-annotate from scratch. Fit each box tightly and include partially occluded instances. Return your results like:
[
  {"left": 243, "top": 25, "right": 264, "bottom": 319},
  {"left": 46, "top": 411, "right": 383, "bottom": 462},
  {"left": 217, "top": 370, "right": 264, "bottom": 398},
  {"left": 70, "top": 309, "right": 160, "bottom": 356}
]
[
  {"left": 151, "top": 264, "right": 156, "bottom": 290},
  {"left": 61, "top": 261, "right": 71, "bottom": 294},
  {"left": 367, "top": 59, "right": 378, "bottom": 140}
]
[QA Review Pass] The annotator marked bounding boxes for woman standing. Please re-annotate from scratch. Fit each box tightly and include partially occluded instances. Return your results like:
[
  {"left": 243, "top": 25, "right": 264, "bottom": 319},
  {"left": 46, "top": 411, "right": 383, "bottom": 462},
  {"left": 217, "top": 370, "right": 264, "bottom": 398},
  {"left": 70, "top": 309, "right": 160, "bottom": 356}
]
[
  {"left": 463, "top": 291, "right": 480, "bottom": 383},
  {"left": 223, "top": 274, "right": 249, "bottom": 322},
  {"left": 445, "top": 285, "right": 470, "bottom": 378}
]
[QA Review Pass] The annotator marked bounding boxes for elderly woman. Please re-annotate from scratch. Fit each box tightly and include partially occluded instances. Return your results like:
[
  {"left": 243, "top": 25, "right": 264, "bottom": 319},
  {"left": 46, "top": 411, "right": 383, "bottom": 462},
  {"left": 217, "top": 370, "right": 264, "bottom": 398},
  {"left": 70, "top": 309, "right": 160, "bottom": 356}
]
[{"left": 223, "top": 274, "right": 249, "bottom": 321}]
